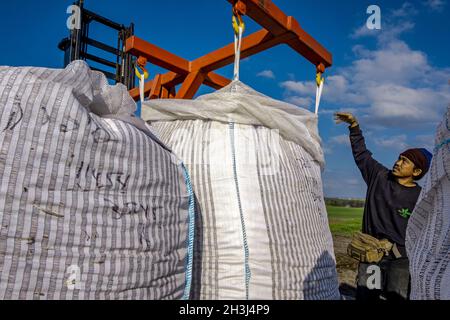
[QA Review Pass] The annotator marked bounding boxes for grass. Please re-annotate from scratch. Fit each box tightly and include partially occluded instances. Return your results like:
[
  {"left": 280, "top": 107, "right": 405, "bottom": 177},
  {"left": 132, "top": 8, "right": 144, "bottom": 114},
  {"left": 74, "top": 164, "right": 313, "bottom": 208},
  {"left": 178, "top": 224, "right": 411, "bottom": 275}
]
[{"left": 326, "top": 205, "right": 363, "bottom": 237}]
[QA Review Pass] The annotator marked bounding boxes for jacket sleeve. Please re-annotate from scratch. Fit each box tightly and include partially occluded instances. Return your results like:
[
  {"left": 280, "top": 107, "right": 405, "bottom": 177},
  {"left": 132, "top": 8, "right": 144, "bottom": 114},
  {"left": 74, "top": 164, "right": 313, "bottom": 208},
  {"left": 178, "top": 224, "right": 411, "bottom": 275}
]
[{"left": 349, "top": 125, "right": 387, "bottom": 184}]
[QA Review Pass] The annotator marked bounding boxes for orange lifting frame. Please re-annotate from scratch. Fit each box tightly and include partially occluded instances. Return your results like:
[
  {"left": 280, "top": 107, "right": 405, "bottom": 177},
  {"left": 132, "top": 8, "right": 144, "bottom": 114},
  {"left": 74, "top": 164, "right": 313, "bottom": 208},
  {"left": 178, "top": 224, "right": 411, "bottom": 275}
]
[{"left": 125, "top": 0, "right": 332, "bottom": 101}]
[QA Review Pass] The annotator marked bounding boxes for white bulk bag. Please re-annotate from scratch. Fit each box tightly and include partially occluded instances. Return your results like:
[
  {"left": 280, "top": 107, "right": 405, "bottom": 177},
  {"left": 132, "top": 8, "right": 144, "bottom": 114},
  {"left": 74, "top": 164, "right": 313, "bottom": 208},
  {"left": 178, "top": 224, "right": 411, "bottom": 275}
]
[
  {"left": 406, "top": 106, "right": 450, "bottom": 300},
  {"left": 0, "top": 61, "right": 194, "bottom": 300},
  {"left": 142, "top": 81, "right": 340, "bottom": 300}
]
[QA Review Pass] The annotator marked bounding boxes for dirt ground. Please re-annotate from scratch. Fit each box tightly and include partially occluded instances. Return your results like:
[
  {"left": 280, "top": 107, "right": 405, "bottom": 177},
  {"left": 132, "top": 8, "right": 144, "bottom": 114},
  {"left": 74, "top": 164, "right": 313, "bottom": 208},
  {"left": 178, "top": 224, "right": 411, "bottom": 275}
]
[{"left": 333, "top": 235, "right": 359, "bottom": 299}]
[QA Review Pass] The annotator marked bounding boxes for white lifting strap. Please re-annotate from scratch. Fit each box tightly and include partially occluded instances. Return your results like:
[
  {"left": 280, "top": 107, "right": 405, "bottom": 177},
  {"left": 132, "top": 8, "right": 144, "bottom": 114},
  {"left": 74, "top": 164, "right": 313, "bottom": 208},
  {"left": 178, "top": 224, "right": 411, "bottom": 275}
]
[
  {"left": 315, "top": 76, "right": 324, "bottom": 115},
  {"left": 233, "top": 25, "right": 244, "bottom": 81},
  {"left": 139, "top": 73, "right": 145, "bottom": 104}
]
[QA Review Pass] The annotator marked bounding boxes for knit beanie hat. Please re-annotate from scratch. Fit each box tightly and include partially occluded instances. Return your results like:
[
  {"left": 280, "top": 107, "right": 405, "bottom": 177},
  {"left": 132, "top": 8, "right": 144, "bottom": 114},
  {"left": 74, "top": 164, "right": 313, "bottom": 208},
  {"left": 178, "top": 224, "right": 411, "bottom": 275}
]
[{"left": 400, "top": 148, "right": 433, "bottom": 180}]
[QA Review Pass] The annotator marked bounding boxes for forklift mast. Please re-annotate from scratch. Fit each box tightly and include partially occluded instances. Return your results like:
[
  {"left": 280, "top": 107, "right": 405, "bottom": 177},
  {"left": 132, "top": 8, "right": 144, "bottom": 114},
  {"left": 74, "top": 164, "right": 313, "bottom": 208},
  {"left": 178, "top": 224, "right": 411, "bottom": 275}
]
[{"left": 58, "top": 0, "right": 135, "bottom": 90}]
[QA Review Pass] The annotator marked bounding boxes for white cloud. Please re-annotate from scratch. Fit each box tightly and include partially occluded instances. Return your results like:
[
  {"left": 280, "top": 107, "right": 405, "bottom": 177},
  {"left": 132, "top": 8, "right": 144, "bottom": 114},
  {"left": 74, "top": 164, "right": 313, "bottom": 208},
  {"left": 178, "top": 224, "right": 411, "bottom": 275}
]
[
  {"left": 316, "top": 2, "right": 447, "bottom": 198},
  {"left": 366, "top": 85, "right": 446, "bottom": 126},
  {"left": 351, "top": 2, "right": 417, "bottom": 41},
  {"left": 281, "top": 2, "right": 450, "bottom": 130},
  {"left": 351, "top": 40, "right": 429, "bottom": 86},
  {"left": 424, "top": 0, "right": 446, "bottom": 11},
  {"left": 351, "top": 25, "right": 379, "bottom": 39},
  {"left": 257, "top": 70, "right": 275, "bottom": 79},
  {"left": 285, "top": 96, "right": 313, "bottom": 108},
  {"left": 280, "top": 80, "right": 316, "bottom": 108},
  {"left": 280, "top": 80, "right": 315, "bottom": 95},
  {"left": 374, "top": 134, "right": 409, "bottom": 150},
  {"left": 392, "top": 2, "right": 419, "bottom": 17},
  {"left": 352, "top": 44, "right": 371, "bottom": 57},
  {"left": 281, "top": 75, "right": 364, "bottom": 107}
]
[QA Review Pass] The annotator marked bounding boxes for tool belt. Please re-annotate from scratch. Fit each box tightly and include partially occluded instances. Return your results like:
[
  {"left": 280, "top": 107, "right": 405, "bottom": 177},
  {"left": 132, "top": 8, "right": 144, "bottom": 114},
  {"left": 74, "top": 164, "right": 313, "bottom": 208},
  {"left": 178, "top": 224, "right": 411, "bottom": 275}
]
[{"left": 347, "top": 231, "right": 402, "bottom": 263}]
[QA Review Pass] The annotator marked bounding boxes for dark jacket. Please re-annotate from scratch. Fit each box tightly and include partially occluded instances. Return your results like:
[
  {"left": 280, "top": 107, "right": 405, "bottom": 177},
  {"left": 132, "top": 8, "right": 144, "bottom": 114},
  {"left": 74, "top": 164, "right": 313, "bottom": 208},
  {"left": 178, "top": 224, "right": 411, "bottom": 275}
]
[{"left": 349, "top": 125, "right": 421, "bottom": 252}]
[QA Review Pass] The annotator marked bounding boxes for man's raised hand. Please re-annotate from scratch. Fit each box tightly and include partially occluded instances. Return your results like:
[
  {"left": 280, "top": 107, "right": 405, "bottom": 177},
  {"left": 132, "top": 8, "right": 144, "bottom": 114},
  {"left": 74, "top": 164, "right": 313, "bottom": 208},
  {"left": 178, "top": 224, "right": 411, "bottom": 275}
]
[{"left": 334, "top": 112, "right": 359, "bottom": 128}]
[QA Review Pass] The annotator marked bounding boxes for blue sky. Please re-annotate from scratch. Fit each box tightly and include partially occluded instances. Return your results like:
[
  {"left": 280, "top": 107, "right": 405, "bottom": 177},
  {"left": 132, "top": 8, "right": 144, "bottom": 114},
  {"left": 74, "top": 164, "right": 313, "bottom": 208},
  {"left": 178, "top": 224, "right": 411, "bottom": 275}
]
[{"left": 1, "top": 0, "right": 449, "bottom": 198}]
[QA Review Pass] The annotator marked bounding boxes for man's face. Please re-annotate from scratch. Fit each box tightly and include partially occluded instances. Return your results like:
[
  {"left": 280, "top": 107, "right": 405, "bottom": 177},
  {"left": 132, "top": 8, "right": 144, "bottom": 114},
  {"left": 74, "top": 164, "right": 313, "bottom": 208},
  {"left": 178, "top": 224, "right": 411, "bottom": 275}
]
[{"left": 392, "top": 155, "right": 419, "bottom": 179}]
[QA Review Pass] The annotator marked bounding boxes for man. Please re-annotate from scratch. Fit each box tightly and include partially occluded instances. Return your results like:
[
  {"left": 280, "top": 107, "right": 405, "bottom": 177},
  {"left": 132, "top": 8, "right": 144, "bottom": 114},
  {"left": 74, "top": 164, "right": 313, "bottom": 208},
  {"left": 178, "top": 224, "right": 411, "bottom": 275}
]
[{"left": 334, "top": 112, "right": 432, "bottom": 300}]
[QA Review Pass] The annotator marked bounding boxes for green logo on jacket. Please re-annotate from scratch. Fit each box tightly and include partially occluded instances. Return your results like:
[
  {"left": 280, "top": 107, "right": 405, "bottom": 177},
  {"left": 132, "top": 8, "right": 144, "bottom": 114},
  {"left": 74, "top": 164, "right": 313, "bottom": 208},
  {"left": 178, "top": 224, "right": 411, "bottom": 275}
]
[{"left": 398, "top": 208, "right": 412, "bottom": 218}]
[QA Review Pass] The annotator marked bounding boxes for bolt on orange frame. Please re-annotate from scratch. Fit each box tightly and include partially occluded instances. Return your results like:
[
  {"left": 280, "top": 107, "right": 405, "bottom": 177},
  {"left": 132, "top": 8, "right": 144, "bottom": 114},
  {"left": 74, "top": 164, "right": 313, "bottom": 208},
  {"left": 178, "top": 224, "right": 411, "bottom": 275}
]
[{"left": 125, "top": 0, "right": 332, "bottom": 101}]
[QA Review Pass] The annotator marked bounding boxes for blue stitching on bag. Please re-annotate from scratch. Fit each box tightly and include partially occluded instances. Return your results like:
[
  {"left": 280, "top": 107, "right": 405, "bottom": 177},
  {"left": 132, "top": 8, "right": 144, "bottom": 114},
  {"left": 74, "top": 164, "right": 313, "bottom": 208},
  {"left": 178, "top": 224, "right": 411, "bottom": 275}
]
[
  {"left": 182, "top": 163, "right": 195, "bottom": 300},
  {"left": 229, "top": 122, "right": 251, "bottom": 300}
]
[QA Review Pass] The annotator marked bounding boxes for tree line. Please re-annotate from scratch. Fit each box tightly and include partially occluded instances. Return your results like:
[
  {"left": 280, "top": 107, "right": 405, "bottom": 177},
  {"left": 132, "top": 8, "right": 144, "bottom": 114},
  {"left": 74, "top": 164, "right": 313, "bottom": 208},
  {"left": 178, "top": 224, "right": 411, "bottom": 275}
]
[{"left": 325, "top": 197, "right": 365, "bottom": 208}]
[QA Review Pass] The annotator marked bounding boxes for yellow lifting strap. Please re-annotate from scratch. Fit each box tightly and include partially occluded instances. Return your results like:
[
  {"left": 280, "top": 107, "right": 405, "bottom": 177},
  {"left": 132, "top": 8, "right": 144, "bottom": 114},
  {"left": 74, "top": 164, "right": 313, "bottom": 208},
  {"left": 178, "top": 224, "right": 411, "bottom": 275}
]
[
  {"left": 232, "top": 13, "right": 245, "bottom": 35},
  {"left": 315, "top": 64, "right": 325, "bottom": 115},
  {"left": 135, "top": 56, "right": 149, "bottom": 104},
  {"left": 135, "top": 56, "right": 149, "bottom": 81},
  {"left": 232, "top": 8, "right": 245, "bottom": 81}
]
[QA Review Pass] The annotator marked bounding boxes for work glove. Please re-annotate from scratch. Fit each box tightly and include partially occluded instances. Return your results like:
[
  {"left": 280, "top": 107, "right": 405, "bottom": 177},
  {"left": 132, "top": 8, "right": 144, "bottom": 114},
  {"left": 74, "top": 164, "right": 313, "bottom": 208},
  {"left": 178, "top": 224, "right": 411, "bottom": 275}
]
[{"left": 334, "top": 112, "right": 359, "bottom": 128}]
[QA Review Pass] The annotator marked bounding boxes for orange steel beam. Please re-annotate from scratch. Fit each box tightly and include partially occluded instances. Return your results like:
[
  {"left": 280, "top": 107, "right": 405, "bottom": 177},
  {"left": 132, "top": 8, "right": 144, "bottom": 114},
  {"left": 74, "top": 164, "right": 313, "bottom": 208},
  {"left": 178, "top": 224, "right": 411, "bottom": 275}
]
[
  {"left": 125, "top": 37, "right": 232, "bottom": 100},
  {"left": 149, "top": 74, "right": 163, "bottom": 99},
  {"left": 204, "top": 72, "right": 232, "bottom": 90},
  {"left": 128, "top": 70, "right": 231, "bottom": 100},
  {"left": 160, "top": 86, "right": 169, "bottom": 99},
  {"left": 176, "top": 71, "right": 207, "bottom": 99},
  {"left": 126, "top": 0, "right": 332, "bottom": 100},
  {"left": 128, "top": 29, "right": 294, "bottom": 99},
  {"left": 160, "top": 72, "right": 183, "bottom": 88},
  {"left": 225, "top": 0, "right": 332, "bottom": 67},
  {"left": 190, "top": 29, "right": 296, "bottom": 73},
  {"left": 286, "top": 17, "right": 332, "bottom": 68},
  {"left": 178, "top": 29, "right": 292, "bottom": 98},
  {"left": 126, "top": 36, "right": 189, "bottom": 74}
]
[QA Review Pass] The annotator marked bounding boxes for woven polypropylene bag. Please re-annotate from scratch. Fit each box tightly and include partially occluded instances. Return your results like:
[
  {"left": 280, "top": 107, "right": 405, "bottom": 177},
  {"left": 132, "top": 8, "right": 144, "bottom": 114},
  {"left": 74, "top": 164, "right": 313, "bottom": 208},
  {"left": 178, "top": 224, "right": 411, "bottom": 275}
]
[
  {"left": 143, "top": 81, "right": 340, "bottom": 300},
  {"left": 0, "top": 61, "right": 193, "bottom": 300},
  {"left": 406, "top": 106, "right": 450, "bottom": 300}
]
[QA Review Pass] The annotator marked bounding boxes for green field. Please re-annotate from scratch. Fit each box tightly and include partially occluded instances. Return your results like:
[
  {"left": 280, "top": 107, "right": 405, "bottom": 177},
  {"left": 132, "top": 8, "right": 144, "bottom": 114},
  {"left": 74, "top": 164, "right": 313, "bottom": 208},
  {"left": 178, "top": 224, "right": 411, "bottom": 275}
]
[{"left": 326, "top": 205, "right": 363, "bottom": 237}]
